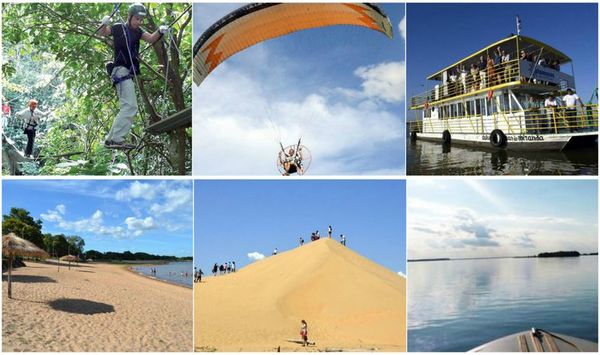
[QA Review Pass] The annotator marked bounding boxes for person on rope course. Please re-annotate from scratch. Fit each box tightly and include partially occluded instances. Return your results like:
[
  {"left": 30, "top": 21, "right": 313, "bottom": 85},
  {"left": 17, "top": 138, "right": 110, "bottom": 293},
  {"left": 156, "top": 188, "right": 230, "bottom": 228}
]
[
  {"left": 16, "top": 99, "right": 50, "bottom": 158},
  {"left": 99, "top": 3, "right": 169, "bottom": 150}
]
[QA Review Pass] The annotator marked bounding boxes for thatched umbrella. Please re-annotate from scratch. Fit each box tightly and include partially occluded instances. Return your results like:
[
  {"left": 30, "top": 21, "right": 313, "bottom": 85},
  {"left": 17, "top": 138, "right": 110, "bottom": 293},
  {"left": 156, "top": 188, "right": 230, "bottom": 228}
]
[
  {"left": 2, "top": 233, "right": 49, "bottom": 299},
  {"left": 59, "top": 254, "right": 80, "bottom": 270}
]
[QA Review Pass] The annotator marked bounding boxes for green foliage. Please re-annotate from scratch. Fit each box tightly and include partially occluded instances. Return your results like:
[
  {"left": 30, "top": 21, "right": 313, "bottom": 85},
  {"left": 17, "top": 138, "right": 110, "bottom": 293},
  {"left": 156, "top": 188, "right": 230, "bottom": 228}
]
[
  {"left": 84, "top": 249, "right": 183, "bottom": 261},
  {"left": 2, "top": 207, "right": 45, "bottom": 249},
  {"left": 3, "top": 3, "right": 192, "bottom": 175}
]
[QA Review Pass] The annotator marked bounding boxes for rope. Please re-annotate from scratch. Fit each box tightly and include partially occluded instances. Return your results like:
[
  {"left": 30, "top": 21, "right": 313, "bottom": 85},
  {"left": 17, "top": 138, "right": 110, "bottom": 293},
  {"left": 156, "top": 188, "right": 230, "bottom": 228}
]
[
  {"left": 139, "top": 4, "right": 192, "bottom": 56},
  {"left": 161, "top": 28, "right": 173, "bottom": 119}
]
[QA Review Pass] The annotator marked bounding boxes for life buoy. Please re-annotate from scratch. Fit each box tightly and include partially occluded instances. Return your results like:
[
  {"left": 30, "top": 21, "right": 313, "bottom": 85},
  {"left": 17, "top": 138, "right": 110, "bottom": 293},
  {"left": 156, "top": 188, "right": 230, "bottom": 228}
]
[
  {"left": 487, "top": 90, "right": 494, "bottom": 101},
  {"left": 442, "top": 130, "right": 451, "bottom": 144},
  {"left": 489, "top": 129, "right": 507, "bottom": 148},
  {"left": 424, "top": 101, "right": 429, "bottom": 110}
]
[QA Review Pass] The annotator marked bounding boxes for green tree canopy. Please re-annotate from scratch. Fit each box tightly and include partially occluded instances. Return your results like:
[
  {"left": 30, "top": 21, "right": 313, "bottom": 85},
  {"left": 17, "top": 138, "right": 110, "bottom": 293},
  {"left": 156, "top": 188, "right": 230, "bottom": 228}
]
[
  {"left": 2, "top": 3, "right": 192, "bottom": 175},
  {"left": 2, "top": 207, "right": 45, "bottom": 248}
]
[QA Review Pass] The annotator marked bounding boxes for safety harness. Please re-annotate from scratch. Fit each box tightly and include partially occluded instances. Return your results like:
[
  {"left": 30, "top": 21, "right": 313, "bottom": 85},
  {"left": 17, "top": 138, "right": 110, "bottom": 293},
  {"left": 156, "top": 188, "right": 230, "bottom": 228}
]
[{"left": 23, "top": 110, "right": 38, "bottom": 132}]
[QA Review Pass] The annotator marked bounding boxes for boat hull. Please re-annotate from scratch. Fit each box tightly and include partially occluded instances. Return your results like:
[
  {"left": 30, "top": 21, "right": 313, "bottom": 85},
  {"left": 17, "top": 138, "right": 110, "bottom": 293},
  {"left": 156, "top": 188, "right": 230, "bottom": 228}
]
[{"left": 415, "top": 131, "right": 597, "bottom": 151}]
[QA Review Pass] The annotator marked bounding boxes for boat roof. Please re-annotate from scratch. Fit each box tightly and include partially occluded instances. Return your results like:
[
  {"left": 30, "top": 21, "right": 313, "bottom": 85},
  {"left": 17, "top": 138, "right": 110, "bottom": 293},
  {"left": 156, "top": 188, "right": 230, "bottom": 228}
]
[{"left": 427, "top": 35, "right": 572, "bottom": 81}]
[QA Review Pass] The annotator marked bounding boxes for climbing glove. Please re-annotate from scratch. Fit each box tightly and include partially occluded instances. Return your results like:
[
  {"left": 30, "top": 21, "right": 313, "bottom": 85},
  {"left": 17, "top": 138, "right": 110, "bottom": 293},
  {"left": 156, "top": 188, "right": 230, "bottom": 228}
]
[
  {"left": 100, "top": 15, "right": 111, "bottom": 26},
  {"left": 159, "top": 25, "right": 170, "bottom": 34}
]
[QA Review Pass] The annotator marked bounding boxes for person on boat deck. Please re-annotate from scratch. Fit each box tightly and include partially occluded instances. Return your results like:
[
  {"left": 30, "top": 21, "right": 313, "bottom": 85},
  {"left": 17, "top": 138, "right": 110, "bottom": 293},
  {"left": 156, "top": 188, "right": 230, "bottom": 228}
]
[
  {"left": 17, "top": 99, "right": 49, "bottom": 158},
  {"left": 280, "top": 147, "right": 301, "bottom": 175},
  {"left": 524, "top": 95, "right": 542, "bottom": 133},
  {"left": 486, "top": 56, "right": 496, "bottom": 86},
  {"left": 544, "top": 93, "right": 559, "bottom": 131},
  {"left": 563, "top": 88, "right": 584, "bottom": 132},
  {"left": 501, "top": 49, "right": 511, "bottom": 82},
  {"left": 469, "top": 64, "right": 479, "bottom": 92},
  {"left": 99, "top": 3, "right": 168, "bottom": 149},
  {"left": 478, "top": 55, "right": 487, "bottom": 89}
]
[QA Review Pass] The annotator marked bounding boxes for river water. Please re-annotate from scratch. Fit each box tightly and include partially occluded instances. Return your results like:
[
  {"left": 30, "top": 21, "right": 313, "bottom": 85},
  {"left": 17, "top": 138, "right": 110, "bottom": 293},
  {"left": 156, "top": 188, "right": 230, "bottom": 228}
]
[
  {"left": 406, "top": 139, "right": 598, "bottom": 175},
  {"left": 133, "top": 261, "right": 193, "bottom": 288},
  {"left": 408, "top": 256, "right": 598, "bottom": 351}
]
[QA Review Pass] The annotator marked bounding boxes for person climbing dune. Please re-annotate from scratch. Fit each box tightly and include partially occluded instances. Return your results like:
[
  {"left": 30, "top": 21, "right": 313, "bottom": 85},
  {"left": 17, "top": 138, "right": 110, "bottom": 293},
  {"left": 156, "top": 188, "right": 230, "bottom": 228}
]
[
  {"left": 99, "top": 3, "right": 169, "bottom": 150},
  {"left": 300, "top": 320, "right": 308, "bottom": 347}
]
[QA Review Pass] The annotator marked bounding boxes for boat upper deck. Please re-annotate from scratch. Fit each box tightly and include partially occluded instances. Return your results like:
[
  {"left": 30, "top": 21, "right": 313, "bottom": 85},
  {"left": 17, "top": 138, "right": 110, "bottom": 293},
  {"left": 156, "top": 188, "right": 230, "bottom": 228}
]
[{"left": 410, "top": 35, "right": 576, "bottom": 110}]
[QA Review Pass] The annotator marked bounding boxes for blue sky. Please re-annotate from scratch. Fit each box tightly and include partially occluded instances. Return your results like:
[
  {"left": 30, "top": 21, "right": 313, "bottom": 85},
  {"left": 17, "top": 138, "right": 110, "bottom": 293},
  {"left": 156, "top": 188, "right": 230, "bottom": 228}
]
[
  {"left": 2, "top": 180, "right": 193, "bottom": 257},
  {"left": 193, "top": 3, "right": 406, "bottom": 175},
  {"left": 194, "top": 180, "right": 406, "bottom": 275},
  {"left": 408, "top": 180, "right": 598, "bottom": 259},
  {"left": 407, "top": 3, "right": 598, "bottom": 106}
]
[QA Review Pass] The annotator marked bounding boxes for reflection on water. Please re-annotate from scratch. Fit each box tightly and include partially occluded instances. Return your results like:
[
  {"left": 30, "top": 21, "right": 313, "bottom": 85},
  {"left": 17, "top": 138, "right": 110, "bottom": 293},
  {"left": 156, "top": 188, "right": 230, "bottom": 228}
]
[
  {"left": 408, "top": 257, "right": 598, "bottom": 352},
  {"left": 407, "top": 139, "right": 598, "bottom": 175}
]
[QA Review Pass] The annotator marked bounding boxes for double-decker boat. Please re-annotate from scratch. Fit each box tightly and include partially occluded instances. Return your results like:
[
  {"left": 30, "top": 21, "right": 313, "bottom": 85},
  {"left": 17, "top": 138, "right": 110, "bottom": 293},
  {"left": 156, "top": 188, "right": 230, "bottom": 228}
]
[{"left": 409, "top": 35, "right": 598, "bottom": 150}]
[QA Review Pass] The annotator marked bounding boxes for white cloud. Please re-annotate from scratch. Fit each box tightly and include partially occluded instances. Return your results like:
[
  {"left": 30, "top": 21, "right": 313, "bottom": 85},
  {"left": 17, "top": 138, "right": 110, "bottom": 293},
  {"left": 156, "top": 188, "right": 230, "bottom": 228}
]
[
  {"left": 150, "top": 187, "right": 192, "bottom": 214},
  {"left": 41, "top": 204, "right": 68, "bottom": 222},
  {"left": 115, "top": 181, "right": 157, "bottom": 201},
  {"left": 125, "top": 216, "right": 156, "bottom": 231},
  {"left": 353, "top": 62, "right": 406, "bottom": 103},
  {"left": 247, "top": 252, "right": 265, "bottom": 261},
  {"left": 398, "top": 16, "right": 406, "bottom": 41}
]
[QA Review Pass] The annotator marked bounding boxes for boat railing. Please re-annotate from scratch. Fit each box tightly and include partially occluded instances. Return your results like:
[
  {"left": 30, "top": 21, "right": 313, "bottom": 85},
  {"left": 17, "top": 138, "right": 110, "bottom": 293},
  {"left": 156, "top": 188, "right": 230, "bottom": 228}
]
[
  {"left": 408, "top": 104, "right": 598, "bottom": 135},
  {"left": 410, "top": 54, "right": 570, "bottom": 109}
]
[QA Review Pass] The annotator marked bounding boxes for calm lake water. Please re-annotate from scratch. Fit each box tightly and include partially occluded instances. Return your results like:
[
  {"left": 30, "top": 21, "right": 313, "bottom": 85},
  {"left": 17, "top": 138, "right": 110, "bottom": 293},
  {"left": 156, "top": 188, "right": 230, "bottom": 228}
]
[
  {"left": 408, "top": 256, "right": 598, "bottom": 352},
  {"left": 133, "top": 261, "right": 193, "bottom": 288},
  {"left": 407, "top": 139, "right": 598, "bottom": 175}
]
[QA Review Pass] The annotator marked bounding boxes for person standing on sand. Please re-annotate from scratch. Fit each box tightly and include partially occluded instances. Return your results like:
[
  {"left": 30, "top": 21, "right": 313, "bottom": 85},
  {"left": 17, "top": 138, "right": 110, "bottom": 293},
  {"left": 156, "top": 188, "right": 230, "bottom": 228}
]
[
  {"left": 328, "top": 225, "right": 332, "bottom": 238},
  {"left": 273, "top": 248, "right": 278, "bottom": 255},
  {"left": 232, "top": 261, "right": 236, "bottom": 272},
  {"left": 340, "top": 234, "right": 346, "bottom": 246},
  {"left": 300, "top": 320, "right": 308, "bottom": 347},
  {"left": 299, "top": 236, "right": 304, "bottom": 246}
]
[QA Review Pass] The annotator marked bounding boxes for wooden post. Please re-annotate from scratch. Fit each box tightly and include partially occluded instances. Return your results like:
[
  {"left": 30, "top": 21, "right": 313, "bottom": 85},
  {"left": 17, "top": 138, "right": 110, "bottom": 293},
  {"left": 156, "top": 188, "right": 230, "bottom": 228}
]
[{"left": 8, "top": 254, "right": 13, "bottom": 299}]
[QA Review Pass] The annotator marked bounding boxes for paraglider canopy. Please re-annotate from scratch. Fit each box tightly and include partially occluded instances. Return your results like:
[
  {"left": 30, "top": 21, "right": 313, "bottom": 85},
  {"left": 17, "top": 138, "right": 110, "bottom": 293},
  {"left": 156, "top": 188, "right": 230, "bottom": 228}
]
[{"left": 193, "top": 3, "right": 393, "bottom": 86}]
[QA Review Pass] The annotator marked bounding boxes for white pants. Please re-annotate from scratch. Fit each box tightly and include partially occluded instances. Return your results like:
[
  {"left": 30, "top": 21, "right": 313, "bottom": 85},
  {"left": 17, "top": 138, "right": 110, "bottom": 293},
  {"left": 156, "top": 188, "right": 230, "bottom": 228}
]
[{"left": 106, "top": 66, "right": 137, "bottom": 143}]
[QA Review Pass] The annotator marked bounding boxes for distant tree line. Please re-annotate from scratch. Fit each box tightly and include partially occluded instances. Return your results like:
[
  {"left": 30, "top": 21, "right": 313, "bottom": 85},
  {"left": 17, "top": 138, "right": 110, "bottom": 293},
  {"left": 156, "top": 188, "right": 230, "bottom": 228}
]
[
  {"left": 538, "top": 251, "right": 580, "bottom": 258},
  {"left": 3, "top": 207, "right": 191, "bottom": 261},
  {"left": 84, "top": 250, "right": 190, "bottom": 261}
]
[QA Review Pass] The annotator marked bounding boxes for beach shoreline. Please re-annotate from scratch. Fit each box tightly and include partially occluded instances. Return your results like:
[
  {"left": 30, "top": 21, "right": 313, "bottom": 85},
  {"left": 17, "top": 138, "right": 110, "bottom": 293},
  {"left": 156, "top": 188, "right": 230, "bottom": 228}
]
[
  {"left": 3, "top": 260, "right": 192, "bottom": 352},
  {"left": 125, "top": 264, "right": 193, "bottom": 289}
]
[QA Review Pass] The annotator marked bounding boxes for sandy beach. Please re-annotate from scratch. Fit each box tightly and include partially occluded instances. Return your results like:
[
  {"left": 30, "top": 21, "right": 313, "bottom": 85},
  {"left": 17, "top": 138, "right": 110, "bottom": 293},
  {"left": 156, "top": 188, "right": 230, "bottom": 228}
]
[
  {"left": 3, "top": 261, "right": 192, "bottom": 352},
  {"left": 195, "top": 238, "right": 406, "bottom": 351}
]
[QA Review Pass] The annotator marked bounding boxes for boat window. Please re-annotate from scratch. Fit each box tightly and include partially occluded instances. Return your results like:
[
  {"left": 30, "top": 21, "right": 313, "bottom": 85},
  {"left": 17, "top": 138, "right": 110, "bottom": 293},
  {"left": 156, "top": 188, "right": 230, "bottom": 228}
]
[
  {"left": 424, "top": 108, "right": 431, "bottom": 118},
  {"left": 466, "top": 101, "right": 475, "bottom": 116},
  {"left": 476, "top": 99, "right": 484, "bottom": 115},
  {"left": 489, "top": 97, "right": 497, "bottom": 114}
]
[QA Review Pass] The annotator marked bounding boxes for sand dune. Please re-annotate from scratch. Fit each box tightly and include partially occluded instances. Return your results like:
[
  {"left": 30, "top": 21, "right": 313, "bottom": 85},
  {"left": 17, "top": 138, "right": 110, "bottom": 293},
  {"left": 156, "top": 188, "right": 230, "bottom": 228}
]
[
  {"left": 195, "top": 238, "right": 406, "bottom": 351},
  {"left": 3, "top": 261, "right": 192, "bottom": 352}
]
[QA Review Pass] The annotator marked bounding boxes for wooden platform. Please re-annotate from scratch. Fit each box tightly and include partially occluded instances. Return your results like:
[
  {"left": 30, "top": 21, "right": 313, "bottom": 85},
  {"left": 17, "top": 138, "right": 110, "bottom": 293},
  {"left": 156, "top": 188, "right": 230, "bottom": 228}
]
[{"left": 146, "top": 107, "right": 191, "bottom": 134}]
